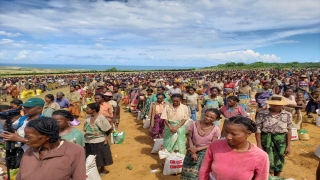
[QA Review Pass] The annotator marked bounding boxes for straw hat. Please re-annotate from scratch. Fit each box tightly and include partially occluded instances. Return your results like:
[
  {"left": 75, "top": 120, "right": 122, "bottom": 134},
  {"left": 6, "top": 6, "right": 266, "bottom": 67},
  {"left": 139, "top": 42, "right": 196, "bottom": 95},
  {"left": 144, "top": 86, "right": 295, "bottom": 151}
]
[
  {"left": 300, "top": 74, "right": 307, "bottom": 78},
  {"left": 104, "top": 92, "right": 113, "bottom": 96},
  {"left": 97, "top": 82, "right": 105, "bottom": 87},
  {"left": 265, "top": 95, "right": 289, "bottom": 106}
]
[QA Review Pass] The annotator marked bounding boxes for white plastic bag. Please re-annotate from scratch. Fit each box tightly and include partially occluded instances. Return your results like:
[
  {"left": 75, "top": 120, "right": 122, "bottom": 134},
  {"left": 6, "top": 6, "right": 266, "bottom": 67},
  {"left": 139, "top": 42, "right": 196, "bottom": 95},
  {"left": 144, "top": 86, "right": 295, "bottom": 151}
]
[
  {"left": 143, "top": 118, "right": 151, "bottom": 129},
  {"left": 151, "top": 139, "right": 163, "bottom": 154},
  {"left": 86, "top": 155, "right": 101, "bottom": 180},
  {"left": 163, "top": 153, "right": 185, "bottom": 175},
  {"left": 291, "top": 128, "right": 299, "bottom": 141},
  {"left": 158, "top": 149, "right": 170, "bottom": 159}
]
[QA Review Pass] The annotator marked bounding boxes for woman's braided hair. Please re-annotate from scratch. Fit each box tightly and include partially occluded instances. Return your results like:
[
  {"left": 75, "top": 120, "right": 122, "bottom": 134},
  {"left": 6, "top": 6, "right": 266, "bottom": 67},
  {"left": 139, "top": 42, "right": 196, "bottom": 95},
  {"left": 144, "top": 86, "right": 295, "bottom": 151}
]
[
  {"left": 26, "top": 117, "right": 60, "bottom": 143},
  {"left": 228, "top": 116, "right": 257, "bottom": 133},
  {"left": 52, "top": 110, "right": 74, "bottom": 121}
]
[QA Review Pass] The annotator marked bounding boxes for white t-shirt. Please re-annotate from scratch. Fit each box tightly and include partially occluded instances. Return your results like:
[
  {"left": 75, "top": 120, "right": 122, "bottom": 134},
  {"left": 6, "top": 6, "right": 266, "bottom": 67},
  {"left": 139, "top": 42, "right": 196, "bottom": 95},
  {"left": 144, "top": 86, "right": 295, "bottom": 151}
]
[
  {"left": 183, "top": 93, "right": 199, "bottom": 106},
  {"left": 13, "top": 118, "right": 29, "bottom": 151}
]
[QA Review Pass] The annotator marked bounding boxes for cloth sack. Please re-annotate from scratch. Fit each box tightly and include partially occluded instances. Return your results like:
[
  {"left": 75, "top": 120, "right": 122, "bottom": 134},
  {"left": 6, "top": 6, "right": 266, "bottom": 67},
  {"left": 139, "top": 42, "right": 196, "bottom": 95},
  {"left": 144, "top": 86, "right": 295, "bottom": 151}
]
[
  {"left": 314, "top": 145, "right": 320, "bottom": 158},
  {"left": 86, "top": 155, "right": 101, "bottom": 180},
  {"left": 151, "top": 139, "right": 163, "bottom": 154},
  {"left": 163, "top": 153, "right": 185, "bottom": 175}
]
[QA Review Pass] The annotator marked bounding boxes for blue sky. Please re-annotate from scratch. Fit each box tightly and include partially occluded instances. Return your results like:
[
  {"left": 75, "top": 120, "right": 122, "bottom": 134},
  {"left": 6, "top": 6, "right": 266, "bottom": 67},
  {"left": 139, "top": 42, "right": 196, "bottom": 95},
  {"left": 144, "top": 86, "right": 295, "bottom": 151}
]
[{"left": 0, "top": 0, "right": 319, "bottom": 67}]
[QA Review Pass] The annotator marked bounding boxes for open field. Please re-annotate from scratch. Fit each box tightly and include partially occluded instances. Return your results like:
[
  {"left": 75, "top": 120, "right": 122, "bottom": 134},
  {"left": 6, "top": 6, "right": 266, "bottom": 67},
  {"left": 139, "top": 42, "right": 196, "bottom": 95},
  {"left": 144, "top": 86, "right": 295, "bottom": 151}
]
[{"left": 1, "top": 87, "right": 319, "bottom": 180}]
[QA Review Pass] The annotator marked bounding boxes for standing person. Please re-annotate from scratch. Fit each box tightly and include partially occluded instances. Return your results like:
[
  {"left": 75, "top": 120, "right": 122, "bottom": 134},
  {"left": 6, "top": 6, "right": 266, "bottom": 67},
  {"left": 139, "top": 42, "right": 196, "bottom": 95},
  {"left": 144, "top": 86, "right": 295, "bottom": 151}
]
[
  {"left": 199, "top": 116, "right": 269, "bottom": 180},
  {"left": 10, "top": 99, "right": 24, "bottom": 116},
  {"left": 168, "top": 82, "right": 182, "bottom": 96},
  {"left": 95, "top": 94, "right": 113, "bottom": 125},
  {"left": 181, "top": 108, "right": 221, "bottom": 180},
  {"left": 305, "top": 80, "right": 320, "bottom": 118},
  {"left": 3, "top": 97, "right": 45, "bottom": 151},
  {"left": 148, "top": 93, "right": 169, "bottom": 139},
  {"left": 201, "top": 87, "right": 224, "bottom": 125},
  {"left": 255, "top": 95, "right": 292, "bottom": 177},
  {"left": 55, "top": 92, "right": 70, "bottom": 109},
  {"left": 150, "top": 86, "right": 170, "bottom": 103},
  {"left": 16, "top": 117, "right": 86, "bottom": 180},
  {"left": 223, "top": 77, "right": 235, "bottom": 104},
  {"left": 238, "top": 80, "right": 251, "bottom": 111},
  {"left": 112, "top": 85, "right": 123, "bottom": 130},
  {"left": 66, "top": 86, "right": 81, "bottom": 121},
  {"left": 52, "top": 110, "right": 85, "bottom": 146},
  {"left": 183, "top": 86, "right": 200, "bottom": 121},
  {"left": 255, "top": 82, "right": 273, "bottom": 112},
  {"left": 139, "top": 89, "right": 154, "bottom": 120},
  {"left": 220, "top": 96, "right": 248, "bottom": 119},
  {"left": 129, "top": 82, "right": 140, "bottom": 108},
  {"left": 43, "top": 94, "right": 60, "bottom": 117},
  {"left": 84, "top": 103, "right": 113, "bottom": 175},
  {"left": 161, "top": 94, "right": 189, "bottom": 154}
]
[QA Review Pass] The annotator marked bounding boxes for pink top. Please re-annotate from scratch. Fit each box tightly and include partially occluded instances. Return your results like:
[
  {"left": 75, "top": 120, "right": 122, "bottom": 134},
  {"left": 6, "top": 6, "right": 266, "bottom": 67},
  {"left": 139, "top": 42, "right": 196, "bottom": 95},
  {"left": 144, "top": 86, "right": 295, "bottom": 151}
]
[
  {"left": 189, "top": 122, "right": 220, "bottom": 147},
  {"left": 199, "top": 139, "right": 269, "bottom": 180}
]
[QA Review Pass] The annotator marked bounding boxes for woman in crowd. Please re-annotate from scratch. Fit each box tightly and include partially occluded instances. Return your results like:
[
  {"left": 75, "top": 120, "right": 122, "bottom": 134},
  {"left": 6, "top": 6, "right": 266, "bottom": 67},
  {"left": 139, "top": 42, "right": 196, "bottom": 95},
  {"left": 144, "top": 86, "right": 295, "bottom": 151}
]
[
  {"left": 255, "top": 95, "right": 292, "bottom": 177},
  {"left": 55, "top": 92, "right": 70, "bottom": 109},
  {"left": 255, "top": 82, "right": 273, "bottom": 111},
  {"left": 220, "top": 96, "right": 248, "bottom": 119},
  {"left": 52, "top": 110, "right": 85, "bottom": 146},
  {"left": 223, "top": 77, "right": 235, "bottom": 104},
  {"left": 16, "top": 117, "right": 86, "bottom": 180},
  {"left": 66, "top": 85, "right": 81, "bottom": 121},
  {"left": 181, "top": 108, "right": 221, "bottom": 180},
  {"left": 84, "top": 103, "right": 113, "bottom": 175},
  {"left": 112, "top": 85, "right": 123, "bottom": 130},
  {"left": 149, "top": 93, "right": 169, "bottom": 139},
  {"left": 10, "top": 99, "right": 24, "bottom": 117},
  {"left": 306, "top": 80, "right": 320, "bottom": 118},
  {"left": 199, "top": 116, "right": 269, "bottom": 180},
  {"left": 183, "top": 86, "right": 200, "bottom": 121},
  {"left": 139, "top": 89, "right": 154, "bottom": 120},
  {"left": 238, "top": 80, "right": 251, "bottom": 111},
  {"left": 75, "top": 84, "right": 84, "bottom": 98},
  {"left": 95, "top": 94, "right": 113, "bottom": 125},
  {"left": 43, "top": 94, "right": 60, "bottom": 117},
  {"left": 282, "top": 87, "right": 299, "bottom": 114},
  {"left": 201, "top": 87, "right": 224, "bottom": 125},
  {"left": 161, "top": 93, "right": 189, "bottom": 154}
]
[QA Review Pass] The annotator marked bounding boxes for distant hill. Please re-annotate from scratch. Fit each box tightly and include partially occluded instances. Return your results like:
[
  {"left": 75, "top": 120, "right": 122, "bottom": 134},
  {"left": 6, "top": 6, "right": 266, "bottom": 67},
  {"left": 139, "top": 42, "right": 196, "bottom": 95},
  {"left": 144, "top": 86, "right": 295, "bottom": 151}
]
[{"left": 201, "top": 62, "right": 320, "bottom": 70}]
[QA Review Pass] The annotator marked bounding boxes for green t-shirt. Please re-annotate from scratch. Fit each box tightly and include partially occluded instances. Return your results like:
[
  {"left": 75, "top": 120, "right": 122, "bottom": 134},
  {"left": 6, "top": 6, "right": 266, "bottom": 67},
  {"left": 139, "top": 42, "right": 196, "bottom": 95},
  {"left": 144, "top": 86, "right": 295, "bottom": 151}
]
[{"left": 61, "top": 128, "right": 85, "bottom": 146}]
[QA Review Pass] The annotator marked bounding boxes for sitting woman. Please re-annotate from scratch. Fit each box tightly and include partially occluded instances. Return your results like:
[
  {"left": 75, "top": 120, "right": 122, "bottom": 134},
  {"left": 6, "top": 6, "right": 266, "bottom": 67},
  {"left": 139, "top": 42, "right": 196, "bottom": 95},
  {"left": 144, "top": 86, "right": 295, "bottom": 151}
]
[
  {"left": 181, "top": 108, "right": 221, "bottom": 180},
  {"left": 52, "top": 110, "right": 85, "bottom": 146},
  {"left": 16, "top": 117, "right": 86, "bottom": 180},
  {"left": 43, "top": 94, "right": 60, "bottom": 117},
  {"left": 84, "top": 103, "right": 113, "bottom": 175},
  {"left": 161, "top": 93, "right": 189, "bottom": 154},
  {"left": 148, "top": 93, "right": 169, "bottom": 139},
  {"left": 199, "top": 116, "right": 269, "bottom": 180}
]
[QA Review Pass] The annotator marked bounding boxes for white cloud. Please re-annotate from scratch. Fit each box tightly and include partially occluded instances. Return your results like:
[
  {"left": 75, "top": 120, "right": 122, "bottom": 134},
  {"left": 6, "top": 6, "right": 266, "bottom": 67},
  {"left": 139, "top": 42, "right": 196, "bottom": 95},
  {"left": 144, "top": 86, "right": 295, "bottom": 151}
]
[
  {"left": 178, "top": 50, "right": 281, "bottom": 63},
  {"left": 0, "top": 0, "right": 319, "bottom": 65},
  {"left": 0, "top": 31, "right": 21, "bottom": 37},
  {"left": 14, "top": 50, "right": 29, "bottom": 60}
]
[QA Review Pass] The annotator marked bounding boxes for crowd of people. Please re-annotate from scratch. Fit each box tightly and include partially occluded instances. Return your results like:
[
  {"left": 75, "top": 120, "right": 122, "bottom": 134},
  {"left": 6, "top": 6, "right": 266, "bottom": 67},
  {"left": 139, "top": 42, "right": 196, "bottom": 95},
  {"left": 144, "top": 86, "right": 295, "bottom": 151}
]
[{"left": 0, "top": 68, "right": 319, "bottom": 179}]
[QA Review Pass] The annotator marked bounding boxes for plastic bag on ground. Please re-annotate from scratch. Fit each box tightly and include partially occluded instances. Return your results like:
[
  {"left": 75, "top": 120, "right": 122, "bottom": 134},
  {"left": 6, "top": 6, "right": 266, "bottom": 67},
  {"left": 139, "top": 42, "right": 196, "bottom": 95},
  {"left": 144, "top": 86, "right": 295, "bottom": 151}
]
[
  {"left": 158, "top": 149, "right": 170, "bottom": 159},
  {"left": 112, "top": 131, "right": 125, "bottom": 144},
  {"left": 86, "top": 155, "right": 101, "bottom": 180},
  {"left": 151, "top": 139, "right": 163, "bottom": 154},
  {"left": 143, "top": 118, "right": 151, "bottom": 129},
  {"left": 163, "top": 153, "right": 185, "bottom": 175}
]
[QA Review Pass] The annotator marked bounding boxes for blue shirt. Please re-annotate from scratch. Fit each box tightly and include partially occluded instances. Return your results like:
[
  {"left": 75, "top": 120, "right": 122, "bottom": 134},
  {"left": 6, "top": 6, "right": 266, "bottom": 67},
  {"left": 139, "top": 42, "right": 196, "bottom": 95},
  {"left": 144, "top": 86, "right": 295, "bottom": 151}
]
[{"left": 55, "top": 98, "right": 70, "bottom": 108}]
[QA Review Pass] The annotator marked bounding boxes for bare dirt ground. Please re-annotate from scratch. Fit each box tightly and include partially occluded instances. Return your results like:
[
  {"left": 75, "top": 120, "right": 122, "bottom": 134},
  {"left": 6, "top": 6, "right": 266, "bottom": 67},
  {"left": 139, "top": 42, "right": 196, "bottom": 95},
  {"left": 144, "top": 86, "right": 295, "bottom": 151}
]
[{"left": 1, "top": 87, "right": 319, "bottom": 180}]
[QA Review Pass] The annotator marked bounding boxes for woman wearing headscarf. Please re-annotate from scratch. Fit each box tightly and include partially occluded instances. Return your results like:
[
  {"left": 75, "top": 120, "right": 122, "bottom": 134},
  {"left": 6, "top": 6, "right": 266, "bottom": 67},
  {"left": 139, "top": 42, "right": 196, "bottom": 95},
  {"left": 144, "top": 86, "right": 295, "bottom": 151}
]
[
  {"left": 199, "top": 116, "right": 269, "bottom": 180},
  {"left": 52, "top": 110, "right": 85, "bottom": 146},
  {"left": 84, "top": 103, "right": 113, "bottom": 175},
  {"left": 16, "top": 117, "right": 86, "bottom": 180},
  {"left": 255, "top": 95, "right": 292, "bottom": 177},
  {"left": 161, "top": 93, "right": 189, "bottom": 154}
]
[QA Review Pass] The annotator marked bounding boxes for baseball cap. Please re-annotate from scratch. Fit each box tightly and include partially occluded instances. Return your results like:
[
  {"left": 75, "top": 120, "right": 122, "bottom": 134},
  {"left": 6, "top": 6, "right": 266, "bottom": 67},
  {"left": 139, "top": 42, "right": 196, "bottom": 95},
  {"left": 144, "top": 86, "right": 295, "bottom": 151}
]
[{"left": 21, "top": 98, "right": 45, "bottom": 107}]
